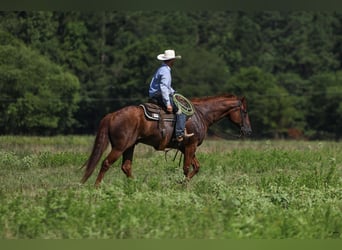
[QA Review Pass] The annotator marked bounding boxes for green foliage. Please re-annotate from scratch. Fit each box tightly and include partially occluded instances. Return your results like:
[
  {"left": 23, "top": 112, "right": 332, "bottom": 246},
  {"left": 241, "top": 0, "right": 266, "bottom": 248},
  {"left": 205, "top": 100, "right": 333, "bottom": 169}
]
[
  {"left": 0, "top": 30, "right": 80, "bottom": 134},
  {"left": 176, "top": 47, "right": 230, "bottom": 97},
  {"left": 307, "top": 71, "right": 342, "bottom": 139},
  {"left": 0, "top": 11, "right": 342, "bottom": 138},
  {"left": 226, "top": 67, "right": 295, "bottom": 137},
  {"left": 0, "top": 136, "right": 341, "bottom": 239}
]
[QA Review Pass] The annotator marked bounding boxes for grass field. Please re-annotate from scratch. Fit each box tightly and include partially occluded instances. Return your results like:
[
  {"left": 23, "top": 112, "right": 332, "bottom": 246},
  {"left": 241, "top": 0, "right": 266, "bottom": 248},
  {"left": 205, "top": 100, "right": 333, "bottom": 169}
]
[{"left": 0, "top": 136, "right": 341, "bottom": 239}]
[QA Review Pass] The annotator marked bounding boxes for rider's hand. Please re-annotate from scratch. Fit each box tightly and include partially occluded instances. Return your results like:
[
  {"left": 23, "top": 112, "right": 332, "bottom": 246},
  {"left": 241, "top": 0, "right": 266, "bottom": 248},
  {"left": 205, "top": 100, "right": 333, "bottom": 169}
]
[{"left": 167, "top": 105, "right": 173, "bottom": 113}]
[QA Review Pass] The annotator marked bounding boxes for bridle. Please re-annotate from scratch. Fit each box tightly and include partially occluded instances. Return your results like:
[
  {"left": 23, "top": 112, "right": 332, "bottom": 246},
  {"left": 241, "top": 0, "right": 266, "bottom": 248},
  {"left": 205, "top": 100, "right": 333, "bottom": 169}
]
[{"left": 227, "top": 100, "right": 250, "bottom": 136}]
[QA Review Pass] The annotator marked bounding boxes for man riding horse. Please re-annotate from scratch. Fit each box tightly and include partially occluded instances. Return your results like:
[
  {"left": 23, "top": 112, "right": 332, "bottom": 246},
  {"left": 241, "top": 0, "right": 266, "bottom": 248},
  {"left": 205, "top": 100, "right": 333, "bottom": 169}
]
[
  {"left": 148, "top": 49, "right": 193, "bottom": 142},
  {"left": 81, "top": 50, "right": 252, "bottom": 187}
]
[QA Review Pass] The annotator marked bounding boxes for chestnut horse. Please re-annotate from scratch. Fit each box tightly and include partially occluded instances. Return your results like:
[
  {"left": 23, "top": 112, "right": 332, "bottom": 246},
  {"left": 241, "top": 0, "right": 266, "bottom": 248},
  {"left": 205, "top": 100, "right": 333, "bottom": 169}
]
[{"left": 81, "top": 94, "right": 252, "bottom": 187}]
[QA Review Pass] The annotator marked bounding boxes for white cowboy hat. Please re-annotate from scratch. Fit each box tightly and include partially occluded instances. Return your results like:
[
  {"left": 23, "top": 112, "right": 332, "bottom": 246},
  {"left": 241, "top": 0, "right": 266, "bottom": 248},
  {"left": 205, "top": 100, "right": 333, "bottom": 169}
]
[{"left": 157, "top": 49, "right": 182, "bottom": 61}]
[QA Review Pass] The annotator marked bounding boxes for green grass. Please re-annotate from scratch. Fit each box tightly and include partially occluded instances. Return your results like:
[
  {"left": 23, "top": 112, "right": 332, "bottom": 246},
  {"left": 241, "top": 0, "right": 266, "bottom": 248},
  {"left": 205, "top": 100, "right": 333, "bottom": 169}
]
[{"left": 0, "top": 137, "right": 341, "bottom": 239}]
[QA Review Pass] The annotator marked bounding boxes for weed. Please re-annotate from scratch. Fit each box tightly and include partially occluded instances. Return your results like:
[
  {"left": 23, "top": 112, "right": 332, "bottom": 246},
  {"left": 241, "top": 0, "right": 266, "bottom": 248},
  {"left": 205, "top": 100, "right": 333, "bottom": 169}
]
[{"left": 0, "top": 137, "right": 341, "bottom": 239}]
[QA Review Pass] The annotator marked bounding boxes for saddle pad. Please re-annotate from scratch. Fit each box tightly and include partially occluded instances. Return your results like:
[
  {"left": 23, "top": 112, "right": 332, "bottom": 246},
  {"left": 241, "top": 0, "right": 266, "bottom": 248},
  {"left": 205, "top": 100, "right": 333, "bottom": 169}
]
[{"left": 139, "top": 103, "right": 175, "bottom": 122}]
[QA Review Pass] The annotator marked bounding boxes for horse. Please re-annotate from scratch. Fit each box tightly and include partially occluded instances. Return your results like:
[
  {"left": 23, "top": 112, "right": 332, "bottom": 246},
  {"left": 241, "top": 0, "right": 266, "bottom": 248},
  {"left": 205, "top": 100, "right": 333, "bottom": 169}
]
[{"left": 81, "top": 94, "right": 252, "bottom": 187}]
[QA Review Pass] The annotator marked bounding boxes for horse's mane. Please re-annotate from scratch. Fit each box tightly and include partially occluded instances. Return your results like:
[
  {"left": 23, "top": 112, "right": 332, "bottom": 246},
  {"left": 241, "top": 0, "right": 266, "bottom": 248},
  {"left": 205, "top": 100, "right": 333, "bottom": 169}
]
[{"left": 190, "top": 93, "right": 237, "bottom": 103}]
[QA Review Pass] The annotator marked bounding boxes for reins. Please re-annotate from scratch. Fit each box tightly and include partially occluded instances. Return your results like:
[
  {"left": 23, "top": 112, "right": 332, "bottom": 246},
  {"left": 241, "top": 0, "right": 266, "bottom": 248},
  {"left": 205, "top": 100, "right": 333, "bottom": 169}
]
[
  {"left": 208, "top": 126, "right": 243, "bottom": 140},
  {"left": 164, "top": 98, "right": 247, "bottom": 165},
  {"left": 164, "top": 148, "right": 183, "bottom": 167}
]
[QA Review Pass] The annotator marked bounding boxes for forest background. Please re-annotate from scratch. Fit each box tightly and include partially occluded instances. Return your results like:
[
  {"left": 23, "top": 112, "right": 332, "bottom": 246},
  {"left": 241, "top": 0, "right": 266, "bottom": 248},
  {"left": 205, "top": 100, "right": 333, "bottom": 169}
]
[{"left": 0, "top": 11, "right": 342, "bottom": 139}]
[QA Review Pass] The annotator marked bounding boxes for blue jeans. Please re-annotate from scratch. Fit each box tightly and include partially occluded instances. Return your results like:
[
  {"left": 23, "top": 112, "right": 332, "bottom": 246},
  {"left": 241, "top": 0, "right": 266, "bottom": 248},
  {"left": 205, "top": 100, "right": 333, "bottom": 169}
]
[
  {"left": 175, "top": 112, "right": 187, "bottom": 137},
  {"left": 169, "top": 96, "right": 188, "bottom": 137}
]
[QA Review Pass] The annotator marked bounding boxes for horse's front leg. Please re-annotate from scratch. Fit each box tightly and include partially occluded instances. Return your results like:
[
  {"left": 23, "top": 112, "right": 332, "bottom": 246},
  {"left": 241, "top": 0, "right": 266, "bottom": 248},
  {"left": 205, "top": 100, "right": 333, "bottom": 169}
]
[
  {"left": 183, "top": 145, "right": 197, "bottom": 180},
  {"left": 121, "top": 145, "right": 135, "bottom": 178},
  {"left": 188, "top": 156, "right": 200, "bottom": 179}
]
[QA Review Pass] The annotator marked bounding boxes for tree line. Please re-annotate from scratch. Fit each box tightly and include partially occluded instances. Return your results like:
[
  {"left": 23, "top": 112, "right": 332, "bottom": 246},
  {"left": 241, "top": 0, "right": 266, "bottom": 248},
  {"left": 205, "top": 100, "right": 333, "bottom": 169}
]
[{"left": 0, "top": 11, "right": 341, "bottom": 139}]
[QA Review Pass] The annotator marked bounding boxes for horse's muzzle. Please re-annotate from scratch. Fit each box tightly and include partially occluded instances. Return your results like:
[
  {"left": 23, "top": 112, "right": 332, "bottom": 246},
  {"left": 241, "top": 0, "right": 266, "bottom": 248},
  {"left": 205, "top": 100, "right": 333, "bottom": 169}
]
[{"left": 241, "top": 126, "right": 252, "bottom": 136}]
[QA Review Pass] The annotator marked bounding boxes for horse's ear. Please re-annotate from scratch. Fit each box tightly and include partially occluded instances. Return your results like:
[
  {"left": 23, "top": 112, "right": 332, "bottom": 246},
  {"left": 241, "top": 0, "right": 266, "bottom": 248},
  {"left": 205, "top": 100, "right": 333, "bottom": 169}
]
[{"left": 241, "top": 96, "right": 247, "bottom": 108}]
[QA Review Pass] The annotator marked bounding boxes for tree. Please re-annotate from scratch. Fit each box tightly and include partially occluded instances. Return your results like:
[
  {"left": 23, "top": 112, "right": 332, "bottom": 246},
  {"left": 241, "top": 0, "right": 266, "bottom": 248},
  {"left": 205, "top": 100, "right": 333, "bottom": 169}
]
[
  {"left": 307, "top": 71, "right": 342, "bottom": 140},
  {"left": 225, "top": 67, "right": 297, "bottom": 138},
  {"left": 0, "top": 30, "right": 80, "bottom": 134},
  {"left": 0, "top": 11, "right": 342, "bottom": 138},
  {"left": 276, "top": 72, "right": 310, "bottom": 133},
  {"left": 174, "top": 47, "right": 230, "bottom": 97}
]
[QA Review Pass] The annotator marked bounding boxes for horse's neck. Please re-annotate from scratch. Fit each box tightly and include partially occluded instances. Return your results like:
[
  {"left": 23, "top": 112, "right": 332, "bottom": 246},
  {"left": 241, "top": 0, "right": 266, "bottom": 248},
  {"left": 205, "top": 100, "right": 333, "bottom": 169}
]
[{"left": 195, "top": 98, "right": 240, "bottom": 127}]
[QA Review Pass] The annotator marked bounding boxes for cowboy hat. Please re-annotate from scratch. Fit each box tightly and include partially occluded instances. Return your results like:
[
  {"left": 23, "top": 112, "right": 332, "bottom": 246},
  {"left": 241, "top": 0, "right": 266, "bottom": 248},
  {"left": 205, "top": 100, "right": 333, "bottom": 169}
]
[{"left": 157, "top": 50, "right": 182, "bottom": 61}]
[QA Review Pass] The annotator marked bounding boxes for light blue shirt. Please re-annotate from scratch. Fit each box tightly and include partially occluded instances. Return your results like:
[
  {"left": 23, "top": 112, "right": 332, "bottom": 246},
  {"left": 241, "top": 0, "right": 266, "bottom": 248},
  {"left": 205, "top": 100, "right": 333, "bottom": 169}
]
[{"left": 149, "top": 63, "right": 175, "bottom": 106}]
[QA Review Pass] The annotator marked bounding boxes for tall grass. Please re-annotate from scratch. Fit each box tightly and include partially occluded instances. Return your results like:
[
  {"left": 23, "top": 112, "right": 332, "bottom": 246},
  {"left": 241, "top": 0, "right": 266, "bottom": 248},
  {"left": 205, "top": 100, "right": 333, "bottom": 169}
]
[{"left": 0, "top": 137, "right": 341, "bottom": 239}]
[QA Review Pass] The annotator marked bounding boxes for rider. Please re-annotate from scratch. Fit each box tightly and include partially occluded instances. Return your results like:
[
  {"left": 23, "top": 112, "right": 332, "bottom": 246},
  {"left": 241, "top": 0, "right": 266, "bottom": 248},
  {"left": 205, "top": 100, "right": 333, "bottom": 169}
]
[{"left": 149, "top": 49, "right": 194, "bottom": 142}]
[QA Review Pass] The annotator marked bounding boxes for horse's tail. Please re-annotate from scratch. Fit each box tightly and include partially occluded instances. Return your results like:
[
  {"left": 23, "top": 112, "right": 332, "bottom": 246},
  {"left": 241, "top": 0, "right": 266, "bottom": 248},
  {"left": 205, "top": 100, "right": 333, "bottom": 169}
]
[{"left": 81, "top": 114, "right": 111, "bottom": 183}]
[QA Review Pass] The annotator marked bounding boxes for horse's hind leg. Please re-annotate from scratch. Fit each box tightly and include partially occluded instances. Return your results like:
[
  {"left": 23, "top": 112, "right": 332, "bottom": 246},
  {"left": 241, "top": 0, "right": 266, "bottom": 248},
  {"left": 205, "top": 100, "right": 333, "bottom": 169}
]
[
  {"left": 95, "top": 149, "right": 122, "bottom": 187},
  {"left": 121, "top": 145, "right": 135, "bottom": 178}
]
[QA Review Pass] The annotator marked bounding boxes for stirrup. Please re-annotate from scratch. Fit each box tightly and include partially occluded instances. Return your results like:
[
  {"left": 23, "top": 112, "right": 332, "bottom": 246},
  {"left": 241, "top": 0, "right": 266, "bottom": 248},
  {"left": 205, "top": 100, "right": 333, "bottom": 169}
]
[
  {"left": 176, "top": 130, "right": 194, "bottom": 142},
  {"left": 184, "top": 131, "right": 194, "bottom": 138},
  {"left": 184, "top": 128, "right": 194, "bottom": 137}
]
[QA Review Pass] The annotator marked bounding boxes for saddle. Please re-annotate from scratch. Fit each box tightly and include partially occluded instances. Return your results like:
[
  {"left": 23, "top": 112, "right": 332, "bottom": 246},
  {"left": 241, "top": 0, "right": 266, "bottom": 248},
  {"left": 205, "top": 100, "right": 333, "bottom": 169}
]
[
  {"left": 139, "top": 103, "right": 175, "bottom": 122},
  {"left": 139, "top": 102, "right": 176, "bottom": 149}
]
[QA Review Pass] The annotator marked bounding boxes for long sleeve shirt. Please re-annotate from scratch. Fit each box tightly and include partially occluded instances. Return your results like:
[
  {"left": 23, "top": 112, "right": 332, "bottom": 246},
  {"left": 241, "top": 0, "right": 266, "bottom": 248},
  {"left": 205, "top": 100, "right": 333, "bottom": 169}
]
[{"left": 149, "top": 63, "right": 175, "bottom": 106}]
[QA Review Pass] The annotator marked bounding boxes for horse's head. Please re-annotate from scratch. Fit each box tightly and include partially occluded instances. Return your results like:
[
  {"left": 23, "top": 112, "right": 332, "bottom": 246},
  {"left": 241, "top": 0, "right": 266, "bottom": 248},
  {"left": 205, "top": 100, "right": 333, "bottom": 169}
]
[{"left": 228, "top": 96, "right": 252, "bottom": 136}]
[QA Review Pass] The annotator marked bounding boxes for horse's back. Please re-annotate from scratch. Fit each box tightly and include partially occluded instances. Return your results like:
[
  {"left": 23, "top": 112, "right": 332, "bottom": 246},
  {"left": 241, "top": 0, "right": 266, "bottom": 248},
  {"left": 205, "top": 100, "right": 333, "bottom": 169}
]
[
  {"left": 109, "top": 105, "right": 144, "bottom": 127},
  {"left": 107, "top": 105, "right": 157, "bottom": 138}
]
